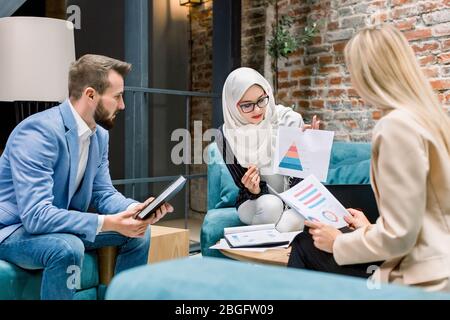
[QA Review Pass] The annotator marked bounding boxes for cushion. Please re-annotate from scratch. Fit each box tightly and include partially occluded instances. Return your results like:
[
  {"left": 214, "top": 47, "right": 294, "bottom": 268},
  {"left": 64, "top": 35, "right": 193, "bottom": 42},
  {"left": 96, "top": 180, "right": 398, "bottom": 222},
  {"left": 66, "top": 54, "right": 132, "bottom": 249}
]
[
  {"left": 326, "top": 142, "right": 371, "bottom": 184},
  {"left": 329, "top": 142, "right": 371, "bottom": 168},
  {"left": 207, "top": 143, "right": 238, "bottom": 210},
  {"left": 326, "top": 159, "right": 371, "bottom": 184},
  {"left": 215, "top": 164, "right": 239, "bottom": 209},
  {"left": 200, "top": 207, "right": 243, "bottom": 258},
  {"left": 105, "top": 257, "right": 450, "bottom": 300},
  {"left": 207, "top": 143, "right": 224, "bottom": 210}
]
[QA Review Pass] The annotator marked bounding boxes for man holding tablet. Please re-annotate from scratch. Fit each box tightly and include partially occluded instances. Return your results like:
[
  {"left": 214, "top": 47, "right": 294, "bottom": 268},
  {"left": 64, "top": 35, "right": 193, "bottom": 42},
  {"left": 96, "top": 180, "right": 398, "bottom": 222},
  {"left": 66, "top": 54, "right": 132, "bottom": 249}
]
[{"left": 0, "top": 54, "right": 173, "bottom": 299}]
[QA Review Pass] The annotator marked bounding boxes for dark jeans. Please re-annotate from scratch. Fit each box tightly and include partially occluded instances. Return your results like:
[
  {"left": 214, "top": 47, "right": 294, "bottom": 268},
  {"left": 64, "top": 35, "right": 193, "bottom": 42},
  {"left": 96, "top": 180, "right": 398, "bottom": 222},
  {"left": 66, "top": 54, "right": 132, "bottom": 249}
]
[{"left": 288, "top": 226, "right": 381, "bottom": 278}]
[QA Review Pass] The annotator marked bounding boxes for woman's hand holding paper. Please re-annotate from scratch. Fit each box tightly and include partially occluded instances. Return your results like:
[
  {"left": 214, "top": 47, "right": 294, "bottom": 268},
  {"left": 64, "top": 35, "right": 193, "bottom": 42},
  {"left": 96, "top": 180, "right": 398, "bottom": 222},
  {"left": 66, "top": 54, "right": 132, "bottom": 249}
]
[{"left": 304, "top": 220, "right": 342, "bottom": 253}]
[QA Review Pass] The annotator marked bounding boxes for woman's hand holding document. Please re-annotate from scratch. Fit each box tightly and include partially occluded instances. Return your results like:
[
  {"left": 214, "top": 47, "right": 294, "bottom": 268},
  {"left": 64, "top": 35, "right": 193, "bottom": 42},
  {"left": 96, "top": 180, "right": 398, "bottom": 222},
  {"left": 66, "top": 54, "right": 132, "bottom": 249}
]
[{"left": 268, "top": 175, "right": 349, "bottom": 228}]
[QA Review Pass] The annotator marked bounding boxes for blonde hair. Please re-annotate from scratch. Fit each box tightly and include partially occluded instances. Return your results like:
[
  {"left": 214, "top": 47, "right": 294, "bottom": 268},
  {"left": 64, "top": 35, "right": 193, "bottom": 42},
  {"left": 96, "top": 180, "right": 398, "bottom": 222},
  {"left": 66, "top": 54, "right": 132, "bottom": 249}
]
[{"left": 344, "top": 24, "right": 450, "bottom": 153}]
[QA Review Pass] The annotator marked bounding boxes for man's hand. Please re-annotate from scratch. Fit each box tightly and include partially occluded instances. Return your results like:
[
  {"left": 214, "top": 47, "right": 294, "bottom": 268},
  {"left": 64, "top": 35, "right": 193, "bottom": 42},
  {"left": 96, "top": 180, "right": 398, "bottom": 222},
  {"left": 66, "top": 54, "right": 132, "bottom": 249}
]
[
  {"left": 102, "top": 198, "right": 174, "bottom": 237},
  {"left": 303, "top": 115, "right": 321, "bottom": 131},
  {"left": 241, "top": 165, "right": 261, "bottom": 194},
  {"left": 344, "top": 208, "right": 371, "bottom": 230},
  {"left": 137, "top": 196, "right": 174, "bottom": 225},
  {"left": 102, "top": 206, "right": 151, "bottom": 238},
  {"left": 304, "top": 220, "right": 342, "bottom": 253}
]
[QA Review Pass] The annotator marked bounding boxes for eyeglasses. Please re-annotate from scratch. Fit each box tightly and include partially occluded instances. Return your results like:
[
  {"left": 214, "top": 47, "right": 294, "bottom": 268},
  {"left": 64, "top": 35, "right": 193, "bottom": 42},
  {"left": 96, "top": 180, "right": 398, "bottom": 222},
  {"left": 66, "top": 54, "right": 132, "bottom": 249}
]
[{"left": 237, "top": 95, "right": 269, "bottom": 113}]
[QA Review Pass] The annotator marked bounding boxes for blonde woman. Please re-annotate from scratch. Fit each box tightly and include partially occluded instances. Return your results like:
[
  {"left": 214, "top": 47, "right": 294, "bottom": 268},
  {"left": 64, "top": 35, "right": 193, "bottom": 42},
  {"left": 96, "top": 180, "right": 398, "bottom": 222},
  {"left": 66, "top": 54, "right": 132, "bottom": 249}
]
[
  {"left": 216, "top": 67, "right": 319, "bottom": 232},
  {"left": 288, "top": 24, "right": 450, "bottom": 292}
]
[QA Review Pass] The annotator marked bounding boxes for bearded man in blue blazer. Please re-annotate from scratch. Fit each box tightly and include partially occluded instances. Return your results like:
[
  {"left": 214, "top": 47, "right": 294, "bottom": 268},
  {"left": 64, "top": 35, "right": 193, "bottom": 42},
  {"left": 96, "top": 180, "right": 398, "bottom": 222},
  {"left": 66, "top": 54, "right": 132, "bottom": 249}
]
[{"left": 0, "top": 54, "right": 173, "bottom": 299}]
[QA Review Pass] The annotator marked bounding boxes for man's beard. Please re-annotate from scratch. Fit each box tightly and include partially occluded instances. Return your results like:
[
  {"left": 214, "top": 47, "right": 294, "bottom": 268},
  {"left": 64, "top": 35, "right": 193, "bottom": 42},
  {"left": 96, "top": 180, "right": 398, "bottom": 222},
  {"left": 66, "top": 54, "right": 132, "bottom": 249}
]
[{"left": 94, "top": 100, "right": 117, "bottom": 130}]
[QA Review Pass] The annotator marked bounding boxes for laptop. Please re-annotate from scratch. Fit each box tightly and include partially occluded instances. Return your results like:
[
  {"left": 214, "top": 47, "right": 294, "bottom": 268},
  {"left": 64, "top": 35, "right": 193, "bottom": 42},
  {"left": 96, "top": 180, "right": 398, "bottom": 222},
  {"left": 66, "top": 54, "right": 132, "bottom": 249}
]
[{"left": 324, "top": 184, "right": 379, "bottom": 223}]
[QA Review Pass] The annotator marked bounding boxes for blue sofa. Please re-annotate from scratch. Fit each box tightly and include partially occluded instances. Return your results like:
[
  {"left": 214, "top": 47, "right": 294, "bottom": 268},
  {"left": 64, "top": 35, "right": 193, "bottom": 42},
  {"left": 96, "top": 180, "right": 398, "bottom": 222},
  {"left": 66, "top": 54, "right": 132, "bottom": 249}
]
[{"left": 201, "top": 142, "right": 372, "bottom": 258}]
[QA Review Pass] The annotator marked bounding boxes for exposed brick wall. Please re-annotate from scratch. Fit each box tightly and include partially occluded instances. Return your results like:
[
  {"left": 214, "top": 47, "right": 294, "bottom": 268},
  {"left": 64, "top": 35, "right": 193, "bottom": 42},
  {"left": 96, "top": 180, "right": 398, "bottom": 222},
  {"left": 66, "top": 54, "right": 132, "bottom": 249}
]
[
  {"left": 189, "top": 0, "right": 213, "bottom": 216},
  {"left": 271, "top": 0, "right": 450, "bottom": 141},
  {"left": 241, "top": 0, "right": 270, "bottom": 74}
]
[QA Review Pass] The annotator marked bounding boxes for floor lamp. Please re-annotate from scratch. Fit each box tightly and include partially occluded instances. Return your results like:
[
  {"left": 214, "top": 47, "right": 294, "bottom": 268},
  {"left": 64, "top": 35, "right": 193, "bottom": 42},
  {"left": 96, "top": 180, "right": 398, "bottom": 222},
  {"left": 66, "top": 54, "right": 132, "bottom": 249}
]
[{"left": 0, "top": 17, "right": 76, "bottom": 122}]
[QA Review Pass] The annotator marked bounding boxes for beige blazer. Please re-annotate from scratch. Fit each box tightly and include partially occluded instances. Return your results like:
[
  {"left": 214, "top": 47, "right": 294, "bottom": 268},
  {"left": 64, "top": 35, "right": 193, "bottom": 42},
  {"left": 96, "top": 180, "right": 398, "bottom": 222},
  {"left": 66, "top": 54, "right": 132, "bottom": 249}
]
[{"left": 333, "top": 109, "right": 450, "bottom": 290}]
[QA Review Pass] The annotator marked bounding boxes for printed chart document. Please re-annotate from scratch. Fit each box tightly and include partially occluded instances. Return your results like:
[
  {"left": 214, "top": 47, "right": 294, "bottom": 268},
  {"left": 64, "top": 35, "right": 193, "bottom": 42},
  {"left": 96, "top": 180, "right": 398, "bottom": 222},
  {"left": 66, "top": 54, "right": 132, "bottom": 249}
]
[
  {"left": 209, "top": 239, "right": 274, "bottom": 252},
  {"left": 273, "top": 126, "right": 334, "bottom": 182},
  {"left": 222, "top": 224, "right": 300, "bottom": 249},
  {"left": 268, "top": 175, "right": 349, "bottom": 228}
]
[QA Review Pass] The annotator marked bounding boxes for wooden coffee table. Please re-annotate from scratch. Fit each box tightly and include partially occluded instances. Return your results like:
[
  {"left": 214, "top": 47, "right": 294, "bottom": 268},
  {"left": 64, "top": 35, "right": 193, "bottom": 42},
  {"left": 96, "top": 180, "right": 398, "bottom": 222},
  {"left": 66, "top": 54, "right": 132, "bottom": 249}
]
[{"left": 220, "top": 246, "right": 291, "bottom": 266}]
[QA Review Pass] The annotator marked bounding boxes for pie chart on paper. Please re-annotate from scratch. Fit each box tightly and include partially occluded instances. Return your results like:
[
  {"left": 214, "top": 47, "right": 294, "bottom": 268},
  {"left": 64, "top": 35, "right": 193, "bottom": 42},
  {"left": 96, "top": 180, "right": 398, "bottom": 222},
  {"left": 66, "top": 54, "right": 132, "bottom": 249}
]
[{"left": 322, "top": 210, "right": 338, "bottom": 223}]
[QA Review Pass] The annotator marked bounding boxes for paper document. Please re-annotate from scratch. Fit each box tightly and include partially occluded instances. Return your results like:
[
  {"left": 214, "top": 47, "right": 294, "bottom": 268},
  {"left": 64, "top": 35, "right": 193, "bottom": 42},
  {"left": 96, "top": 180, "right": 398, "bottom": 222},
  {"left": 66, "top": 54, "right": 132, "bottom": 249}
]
[
  {"left": 209, "top": 239, "right": 284, "bottom": 252},
  {"left": 273, "top": 126, "right": 334, "bottom": 182},
  {"left": 268, "top": 175, "right": 349, "bottom": 228},
  {"left": 222, "top": 224, "right": 299, "bottom": 249}
]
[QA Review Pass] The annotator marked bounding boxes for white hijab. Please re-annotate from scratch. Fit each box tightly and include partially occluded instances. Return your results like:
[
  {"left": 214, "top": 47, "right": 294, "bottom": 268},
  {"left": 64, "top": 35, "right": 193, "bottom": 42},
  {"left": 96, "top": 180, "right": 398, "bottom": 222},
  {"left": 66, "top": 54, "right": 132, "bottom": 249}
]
[{"left": 222, "top": 67, "right": 303, "bottom": 176}]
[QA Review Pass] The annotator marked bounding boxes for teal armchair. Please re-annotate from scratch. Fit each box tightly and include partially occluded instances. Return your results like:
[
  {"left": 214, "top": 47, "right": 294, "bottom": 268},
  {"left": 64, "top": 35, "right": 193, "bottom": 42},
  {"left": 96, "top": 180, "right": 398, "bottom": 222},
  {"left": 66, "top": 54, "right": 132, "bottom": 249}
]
[
  {"left": 201, "top": 141, "right": 372, "bottom": 258},
  {"left": 0, "top": 245, "right": 119, "bottom": 300},
  {"left": 0, "top": 252, "right": 101, "bottom": 300}
]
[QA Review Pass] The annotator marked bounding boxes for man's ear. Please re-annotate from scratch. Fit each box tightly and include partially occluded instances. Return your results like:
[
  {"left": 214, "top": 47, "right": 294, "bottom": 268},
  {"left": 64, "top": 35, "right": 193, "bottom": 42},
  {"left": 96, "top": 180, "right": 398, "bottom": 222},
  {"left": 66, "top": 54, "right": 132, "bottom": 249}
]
[{"left": 84, "top": 87, "right": 96, "bottom": 101}]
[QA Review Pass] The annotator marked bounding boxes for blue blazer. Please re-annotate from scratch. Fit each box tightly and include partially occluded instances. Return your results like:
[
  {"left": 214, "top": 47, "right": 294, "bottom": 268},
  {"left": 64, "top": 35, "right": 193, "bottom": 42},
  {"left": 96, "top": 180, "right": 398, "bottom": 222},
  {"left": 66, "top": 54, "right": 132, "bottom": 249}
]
[{"left": 0, "top": 101, "right": 136, "bottom": 244}]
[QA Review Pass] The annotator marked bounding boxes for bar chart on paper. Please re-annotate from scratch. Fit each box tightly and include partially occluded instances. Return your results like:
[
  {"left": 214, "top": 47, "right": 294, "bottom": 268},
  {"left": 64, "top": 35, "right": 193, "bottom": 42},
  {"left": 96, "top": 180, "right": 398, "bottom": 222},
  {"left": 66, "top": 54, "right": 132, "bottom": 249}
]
[
  {"left": 271, "top": 175, "right": 348, "bottom": 228},
  {"left": 294, "top": 183, "right": 326, "bottom": 209}
]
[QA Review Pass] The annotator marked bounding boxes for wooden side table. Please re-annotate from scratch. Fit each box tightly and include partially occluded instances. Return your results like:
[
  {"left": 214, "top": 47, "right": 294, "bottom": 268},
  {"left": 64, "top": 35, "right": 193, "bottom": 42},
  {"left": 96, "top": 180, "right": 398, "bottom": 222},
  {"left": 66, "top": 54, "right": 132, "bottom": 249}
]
[
  {"left": 97, "top": 225, "right": 190, "bottom": 285},
  {"left": 148, "top": 225, "right": 190, "bottom": 263}
]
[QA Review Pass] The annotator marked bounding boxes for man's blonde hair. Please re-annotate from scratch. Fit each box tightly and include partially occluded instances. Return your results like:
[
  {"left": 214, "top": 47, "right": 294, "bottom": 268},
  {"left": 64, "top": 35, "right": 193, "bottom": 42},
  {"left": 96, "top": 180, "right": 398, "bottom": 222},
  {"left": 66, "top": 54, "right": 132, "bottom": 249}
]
[
  {"left": 69, "top": 54, "right": 131, "bottom": 100},
  {"left": 345, "top": 24, "right": 450, "bottom": 153}
]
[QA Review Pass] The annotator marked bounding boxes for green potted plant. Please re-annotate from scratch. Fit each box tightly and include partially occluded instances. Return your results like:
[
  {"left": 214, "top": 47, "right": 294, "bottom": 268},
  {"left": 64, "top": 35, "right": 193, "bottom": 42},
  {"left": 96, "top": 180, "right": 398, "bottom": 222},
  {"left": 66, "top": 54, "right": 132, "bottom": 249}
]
[{"left": 268, "top": 15, "right": 321, "bottom": 92}]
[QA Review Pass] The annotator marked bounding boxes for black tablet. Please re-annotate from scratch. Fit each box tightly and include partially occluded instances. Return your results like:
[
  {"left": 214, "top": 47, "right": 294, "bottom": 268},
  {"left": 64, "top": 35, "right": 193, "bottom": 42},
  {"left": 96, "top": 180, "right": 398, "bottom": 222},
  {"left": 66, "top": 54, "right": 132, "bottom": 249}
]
[{"left": 134, "top": 176, "right": 186, "bottom": 220}]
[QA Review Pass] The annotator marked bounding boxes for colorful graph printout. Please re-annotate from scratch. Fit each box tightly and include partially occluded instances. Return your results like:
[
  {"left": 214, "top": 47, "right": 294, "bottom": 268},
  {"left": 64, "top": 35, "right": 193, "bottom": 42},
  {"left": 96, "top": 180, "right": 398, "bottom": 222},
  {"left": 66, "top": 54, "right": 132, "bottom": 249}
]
[
  {"left": 267, "top": 175, "right": 348, "bottom": 228},
  {"left": 322, "top": 210, "right": 338, "bottom": 222},
  {"left": 274, "top": 126, "right": 334, "bottom": 181},
  {"left": 278, "top": 143, "right": 303, "bottom": 171},
  {"left": 294, "top": 184, "right": 327, "bottom": 209}
]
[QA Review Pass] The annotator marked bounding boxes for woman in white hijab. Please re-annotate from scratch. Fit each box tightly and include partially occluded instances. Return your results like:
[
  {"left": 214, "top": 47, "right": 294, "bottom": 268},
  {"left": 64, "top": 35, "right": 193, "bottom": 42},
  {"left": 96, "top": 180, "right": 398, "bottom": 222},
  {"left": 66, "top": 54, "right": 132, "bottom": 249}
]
[{"left": 217, "top": 67, "right": 319, "bottom": 232}]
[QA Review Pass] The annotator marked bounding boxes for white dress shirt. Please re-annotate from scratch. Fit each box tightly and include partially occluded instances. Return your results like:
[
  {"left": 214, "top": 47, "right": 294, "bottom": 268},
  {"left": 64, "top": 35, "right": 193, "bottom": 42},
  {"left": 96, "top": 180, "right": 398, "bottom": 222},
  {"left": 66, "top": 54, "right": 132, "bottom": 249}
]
[
  {"left": 68, "top": 101, "right": 106, "bottom": 233},
  {"left": 68, "top": 101, "right": 139, "bottom": 235}
]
